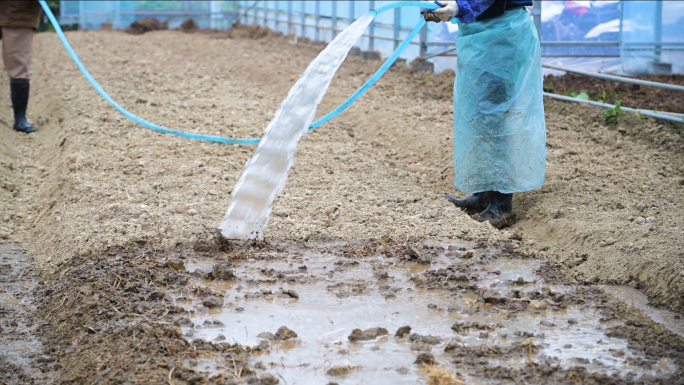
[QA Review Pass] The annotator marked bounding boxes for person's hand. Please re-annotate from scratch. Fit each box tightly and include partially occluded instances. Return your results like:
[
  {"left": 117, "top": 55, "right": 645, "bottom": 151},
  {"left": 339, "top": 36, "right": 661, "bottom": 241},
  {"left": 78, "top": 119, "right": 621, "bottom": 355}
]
[
  {"left": 421, "top": 8, "right": 442, "bottom": 23},
  {"left": 422, "top": 1, "right": 459, "bottom": 23}
]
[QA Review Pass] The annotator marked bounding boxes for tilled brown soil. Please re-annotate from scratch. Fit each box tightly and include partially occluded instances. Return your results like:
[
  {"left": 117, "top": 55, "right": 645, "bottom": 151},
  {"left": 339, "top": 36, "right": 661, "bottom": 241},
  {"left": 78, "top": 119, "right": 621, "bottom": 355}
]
[{"left": 0, "top": 26, "right": 683, "bottom": 383}]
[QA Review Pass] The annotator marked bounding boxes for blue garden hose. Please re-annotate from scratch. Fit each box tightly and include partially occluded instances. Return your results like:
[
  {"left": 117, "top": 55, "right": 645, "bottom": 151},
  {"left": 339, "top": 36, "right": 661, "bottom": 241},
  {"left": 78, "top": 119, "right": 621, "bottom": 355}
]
[{"left": 38, "top": 1, "right": 439, "bottom": 145}]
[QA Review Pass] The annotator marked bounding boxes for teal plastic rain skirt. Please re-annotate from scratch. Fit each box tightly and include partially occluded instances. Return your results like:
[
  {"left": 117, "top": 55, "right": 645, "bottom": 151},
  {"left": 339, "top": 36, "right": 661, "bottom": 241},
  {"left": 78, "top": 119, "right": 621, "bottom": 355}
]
[{"left": 453, "top": 7, "right": 546, "bottom": 194}]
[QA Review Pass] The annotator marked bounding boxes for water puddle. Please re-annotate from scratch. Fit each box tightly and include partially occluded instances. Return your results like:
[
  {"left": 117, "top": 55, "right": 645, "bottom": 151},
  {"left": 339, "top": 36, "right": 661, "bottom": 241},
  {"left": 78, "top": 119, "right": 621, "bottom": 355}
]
[
  {"left": 605, "top": 285, "right": 684, "bottom": 337},
  {"left": 170, "top": 243, "right": 679, "bottom": 383},
  {"left": 0, "top": 243, "right": 42, "bottom": 378}
]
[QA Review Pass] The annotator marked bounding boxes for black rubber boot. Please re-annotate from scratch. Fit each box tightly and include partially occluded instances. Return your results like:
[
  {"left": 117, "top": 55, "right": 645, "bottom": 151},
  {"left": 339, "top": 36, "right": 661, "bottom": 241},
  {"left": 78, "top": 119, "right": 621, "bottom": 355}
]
[
  {"left": 10, "top": 78, "right": 36, "bottom": 133},
  {"left": 473, "top": 191, "right": 516, "bottom": 229},
  {"left": 445, "top": 192, "right": 491, "bottom": 215}
]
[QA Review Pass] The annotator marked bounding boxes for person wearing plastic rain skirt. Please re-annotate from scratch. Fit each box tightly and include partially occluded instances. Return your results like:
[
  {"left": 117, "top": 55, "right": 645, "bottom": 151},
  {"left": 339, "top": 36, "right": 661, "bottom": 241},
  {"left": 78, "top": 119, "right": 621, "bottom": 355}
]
[{"left": 422, "top": 0, "right": 546, "bottom": 229}]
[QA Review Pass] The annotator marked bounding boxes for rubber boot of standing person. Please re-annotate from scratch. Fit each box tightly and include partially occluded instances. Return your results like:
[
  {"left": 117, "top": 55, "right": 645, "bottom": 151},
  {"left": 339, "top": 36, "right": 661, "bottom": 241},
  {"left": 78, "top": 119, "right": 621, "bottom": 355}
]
[
  {"left": 0, "top": 1, "right": 43, "bottom": 133},
  {"left": 422, "top": 0, "right": 546, "bottom": 229}
]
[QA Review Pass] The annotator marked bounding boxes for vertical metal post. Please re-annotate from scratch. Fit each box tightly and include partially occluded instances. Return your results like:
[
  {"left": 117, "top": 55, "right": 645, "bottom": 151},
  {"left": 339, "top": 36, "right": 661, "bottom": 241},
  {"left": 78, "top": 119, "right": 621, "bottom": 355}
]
[
  {"left": 654, "top": 0, "right": 662, "bottom": 62},
  {"left": 332, "top": 1, "right": 337, "bottom": 38},
  {"left": 263, "top": 1, "right": 267, "bottom": 27},
  {"left": 258, "top": 1, "right": 262, "bottom": 26},
  {"left": 78, "top": 0, "right": 84, "bottom": 30},
  {"left": 393, "top": 7, "right": 401, "bottom": 50},
  {"left": 274, "top": 1, "right": 279, "bottom": 32},
  {"left": 301, "top": 1, "right": 306, "bottom": 38},
  {"left": 211, "top": 0, "right": 220, "bottom": 30},
  {"left": 288, "top": 0, "right": 292, "bottom": 35},
  {"left": 618, "top": 0, "right": 624, "bottom": 62},
  {"left": 315, "top": 1, "right": 320, "bottom": 41},
  {"left": 350, "top": 0, "right": 355, "bottom": 23},
  {"left": 419, "top": 21, "right": 428, "bottom": 58},
  {"left": 369, "top": 0, "right": 375, "bottom": 50},
  {"left": 532, "top": 0, "right": 542, "bottom": 41}
]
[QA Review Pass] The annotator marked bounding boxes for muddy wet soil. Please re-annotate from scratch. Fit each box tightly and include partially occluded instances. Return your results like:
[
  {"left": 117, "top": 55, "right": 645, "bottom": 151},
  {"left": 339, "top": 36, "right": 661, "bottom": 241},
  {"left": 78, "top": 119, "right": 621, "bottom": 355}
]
[
  {"left": 3, "top": 239, "right": 680, "bottom": 384},
  {"left": 0, "top": 243, "right": 45, "bottom": 384},
  {"left": 175, "top": 241, "right": 684, "bottom": 384}
]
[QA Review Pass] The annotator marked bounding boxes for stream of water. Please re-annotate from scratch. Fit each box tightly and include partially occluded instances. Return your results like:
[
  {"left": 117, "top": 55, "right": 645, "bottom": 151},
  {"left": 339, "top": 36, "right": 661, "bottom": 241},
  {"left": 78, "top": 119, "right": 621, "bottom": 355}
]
[{"left": 220, "top": 13, "right": 375, "bottom": 240}]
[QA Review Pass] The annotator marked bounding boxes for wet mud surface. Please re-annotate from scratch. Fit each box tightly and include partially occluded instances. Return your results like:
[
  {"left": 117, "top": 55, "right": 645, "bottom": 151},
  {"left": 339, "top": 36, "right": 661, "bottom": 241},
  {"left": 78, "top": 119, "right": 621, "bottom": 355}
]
[
  {"left": 0, "top": 243, "right": 44, "bottom": 384},
  {"left": 2, "top": 239, "right": 683, "bottom": 384}
]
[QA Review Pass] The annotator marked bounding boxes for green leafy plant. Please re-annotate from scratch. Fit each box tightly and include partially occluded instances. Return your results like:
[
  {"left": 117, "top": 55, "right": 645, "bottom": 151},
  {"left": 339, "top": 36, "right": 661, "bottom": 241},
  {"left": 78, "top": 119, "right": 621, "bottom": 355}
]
[
  {"left": 568, "top": 92, "right": 589, "bottom": 100},
  {"left": 602, "top": 99, "right": 624, "bottom": 123},
  {"left": 597, "top": 85, "right": 607, "bottom": 103}
]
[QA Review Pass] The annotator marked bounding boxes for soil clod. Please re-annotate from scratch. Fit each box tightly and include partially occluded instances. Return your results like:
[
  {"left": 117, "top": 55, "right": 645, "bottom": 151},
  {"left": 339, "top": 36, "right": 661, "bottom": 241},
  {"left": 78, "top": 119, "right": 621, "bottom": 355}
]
[
  {"left": 348, "top": 327, "right": 389, "bottom": 341},
  {"left": 415, "top": 353, "right": 437, "bottom": 366},
  {"left": 275, "top": 326, "right": 297, "bottom": 340},
  {"left": 395, "top": 325, "right": 412, "bottom": 338}
]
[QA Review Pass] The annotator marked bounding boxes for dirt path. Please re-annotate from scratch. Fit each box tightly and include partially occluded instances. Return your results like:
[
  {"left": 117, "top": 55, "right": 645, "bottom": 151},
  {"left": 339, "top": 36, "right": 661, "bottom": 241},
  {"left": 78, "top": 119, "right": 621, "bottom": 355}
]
[{"left": 0, "top": 28, "right": 683, "bottom": 383}]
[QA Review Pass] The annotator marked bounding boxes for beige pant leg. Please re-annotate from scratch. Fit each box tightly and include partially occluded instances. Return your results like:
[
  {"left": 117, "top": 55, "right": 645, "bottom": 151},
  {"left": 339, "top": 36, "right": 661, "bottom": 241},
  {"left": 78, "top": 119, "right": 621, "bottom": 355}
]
[{"left": 1, "top": 27, "right": 33, "bottom": 79}]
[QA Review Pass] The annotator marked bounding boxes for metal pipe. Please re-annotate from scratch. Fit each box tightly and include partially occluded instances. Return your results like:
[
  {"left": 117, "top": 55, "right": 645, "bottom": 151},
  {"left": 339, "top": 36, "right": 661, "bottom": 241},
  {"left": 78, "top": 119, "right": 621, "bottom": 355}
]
[
  {"left": 350, "top": 1, "right": 355, "bottom": 23},
  {"left": 422, "top": 41, "right": 621, "bottom": 47},
  {"left": 315, "top": 0, "right": 320, "bottom": 41},
  {"left": 655, "top": 0, "right": 663, "bottom": 62},
  {"left": 393, "top": 7, "right": 401, "bottom": 51},
  {"left": 419, "top": 19, "right": 428, "bottom": 57},
  {"left": 619, "top": 0, "right": 624, "bottom": 61},
  {"left": 542, "top": 41, "right": 618, "bottom": 47},
  {"left": 288, "top": 0, "right": 292, "bottom": 35},
  {"left": 369, "top": 0, "right": 375, "bottom": 50},
  {"left": 532, "top": 0, "right": 541, "bottom": 41},
  {"left": 301, "top": 1, "right": 306, "bottom": 37},
  {"left": 542, "top": 63, "right": 684, "bottom": 92},
  {"left": 543, "top": 92, "right": 684, "bottom": 124},
  {"left": 422, "top": 46, "right": 456, "bottom": 60},
  {"left": 331, "top": 1, "right": 337, "bottom": 39},
  {"left": 259, "top": 1, "right": 264, "bottom": 26},
  {"left": 542, "top": 54, "right": 620, "bottom": 58}
]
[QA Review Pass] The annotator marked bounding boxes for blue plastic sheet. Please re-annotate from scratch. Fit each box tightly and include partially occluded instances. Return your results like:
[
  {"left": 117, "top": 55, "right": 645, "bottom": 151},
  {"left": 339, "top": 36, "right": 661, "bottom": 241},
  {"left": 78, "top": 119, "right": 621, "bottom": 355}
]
[{"left": 453, "top": 7, "right": 546, "bottom": 194}]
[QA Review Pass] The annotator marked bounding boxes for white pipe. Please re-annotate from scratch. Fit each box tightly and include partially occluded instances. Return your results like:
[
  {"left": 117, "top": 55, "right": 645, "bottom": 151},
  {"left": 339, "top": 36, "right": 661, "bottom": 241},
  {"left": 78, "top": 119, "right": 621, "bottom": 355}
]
[{"left": 543, "top": 92, "right": 684, "bottom": 124}]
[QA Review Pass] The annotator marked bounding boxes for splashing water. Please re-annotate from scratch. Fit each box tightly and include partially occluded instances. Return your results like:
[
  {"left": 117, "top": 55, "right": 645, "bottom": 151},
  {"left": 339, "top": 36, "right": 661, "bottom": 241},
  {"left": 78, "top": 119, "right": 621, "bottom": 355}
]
[{"left": 220, "top": 13, "right": 375, "bottom": 240}]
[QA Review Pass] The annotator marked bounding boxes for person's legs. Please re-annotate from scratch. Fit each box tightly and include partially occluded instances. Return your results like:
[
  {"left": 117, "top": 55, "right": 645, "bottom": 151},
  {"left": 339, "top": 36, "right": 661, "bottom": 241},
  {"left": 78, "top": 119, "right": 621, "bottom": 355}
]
[
  {"left": 473, "top": 191, "right": 515, "bottom": 229},
  {"left": 2, "top": 27, "right": 36, "bottom": 133}
]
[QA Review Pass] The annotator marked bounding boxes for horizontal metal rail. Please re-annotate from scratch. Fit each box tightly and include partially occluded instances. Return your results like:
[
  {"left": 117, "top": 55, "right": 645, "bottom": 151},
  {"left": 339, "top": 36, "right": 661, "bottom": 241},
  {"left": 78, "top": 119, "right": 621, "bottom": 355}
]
[
  {"left": 245, "top": 8, "right": 417, "bottom": 33},
  {"left": 541, "top": 41, "right": 619, "bottom": 47},
  {"left": 423, "top": 40, "right": 623, "bottom": 49},
  {"left": 421, "top": 47, "right": 456, "bottom": 60},
  {"left": 544, "top": 92, "right": 683, "bottom": 124},
  {"left": 542, "top": 64, "right": 684, "bottom": 92},
  {"left": 249, "top": 15, "right": 424, "bottom": 46},
  {"left": 117, "top": 11, "right": 238, "bottom": 16},
  {"left": 623, "top": 41, "right": 684, "bottom": 46},
  {"left": 242, "top": 12, "right": 428, "bottom": 46}
]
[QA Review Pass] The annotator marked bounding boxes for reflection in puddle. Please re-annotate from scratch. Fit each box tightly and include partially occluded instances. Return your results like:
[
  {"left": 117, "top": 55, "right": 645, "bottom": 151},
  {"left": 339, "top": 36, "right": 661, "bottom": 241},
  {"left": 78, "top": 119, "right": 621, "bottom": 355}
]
[
  {"left": 605, "top": 285, "right": 684, "bottom": 337},
  {"left": 174, "top": 243, "right": 678, "bottom": 384}
]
